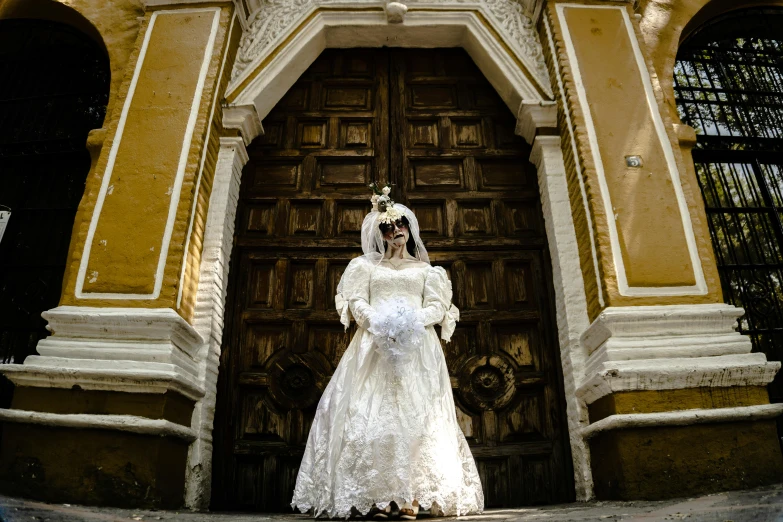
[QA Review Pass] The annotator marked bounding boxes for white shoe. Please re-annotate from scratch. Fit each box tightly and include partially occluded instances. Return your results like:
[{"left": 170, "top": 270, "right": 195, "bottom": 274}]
[{"left": 400, "top": 501, "right": 419, "bottom": 520}]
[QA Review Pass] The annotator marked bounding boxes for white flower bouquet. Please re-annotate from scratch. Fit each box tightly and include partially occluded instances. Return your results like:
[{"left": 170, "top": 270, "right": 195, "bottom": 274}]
[{"left": 368, "top": 297, "right": 426, "bottom": 369}]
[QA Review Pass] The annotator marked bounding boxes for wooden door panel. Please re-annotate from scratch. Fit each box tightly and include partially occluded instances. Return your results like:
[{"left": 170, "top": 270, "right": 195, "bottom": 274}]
[
  {"left": 392, "top": 49, "right": 573, "bottom": 507},
  {"left": 213, "top": 48, "right": 573, "bottom": 511}
]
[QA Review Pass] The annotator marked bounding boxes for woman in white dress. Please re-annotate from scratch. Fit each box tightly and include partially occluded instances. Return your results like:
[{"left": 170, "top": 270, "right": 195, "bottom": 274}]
[{"left": 291, "top": 185, "right": 484, "bottom": 520}]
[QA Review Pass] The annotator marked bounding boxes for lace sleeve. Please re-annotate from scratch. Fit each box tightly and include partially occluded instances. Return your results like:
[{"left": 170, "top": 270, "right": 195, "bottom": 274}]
[
  {"left": 420, "top": 266, "right": 460, "bottom": 342},
  {"left": 335, "top": 257, "right": 375, "bottom": 331}
]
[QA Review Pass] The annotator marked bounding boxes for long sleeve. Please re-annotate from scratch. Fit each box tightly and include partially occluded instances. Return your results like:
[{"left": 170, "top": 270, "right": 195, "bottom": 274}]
[
  {"left": 420, "top": 266, "right": 460, "bottom": 342},
  {"left": 335, "top": 257, "right": 374, "bottom": 330}
]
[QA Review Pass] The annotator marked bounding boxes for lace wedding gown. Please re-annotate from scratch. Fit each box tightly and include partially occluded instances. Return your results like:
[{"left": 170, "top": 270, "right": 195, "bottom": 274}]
[{"left": 291, "top": 258, "right": 484, "bottom": 518}]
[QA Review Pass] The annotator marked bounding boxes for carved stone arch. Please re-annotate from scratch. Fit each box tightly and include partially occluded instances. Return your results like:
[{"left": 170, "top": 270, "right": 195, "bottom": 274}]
[
  {"left": 679, "top": 0, "right": 783, "bottom": 44},
  {"left": 224, "top": 1, "right": 555, "bottom": 140}
]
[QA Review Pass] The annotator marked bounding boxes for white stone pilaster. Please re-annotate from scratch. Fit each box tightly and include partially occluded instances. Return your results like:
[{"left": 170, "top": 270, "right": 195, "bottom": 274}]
[
  {"left": 184, "top": 136, "right": 249, "bottom": 509},
  {"left": 222, "top": 104, "right": 263, "bottom": 145},
  {"left": 529, "top": 131, "right": 593, "bottom": 501}
]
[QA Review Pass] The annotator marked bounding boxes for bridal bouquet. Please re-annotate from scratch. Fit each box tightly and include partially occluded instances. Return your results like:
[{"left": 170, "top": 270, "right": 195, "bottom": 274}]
[{"left": 368, "top": 297, "right": 426, "bottom": 368}]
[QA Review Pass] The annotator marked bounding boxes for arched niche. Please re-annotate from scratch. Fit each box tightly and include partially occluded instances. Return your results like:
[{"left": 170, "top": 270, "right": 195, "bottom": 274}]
[{"left": 0, "top": 16, "right": 111, "bottom": 407}]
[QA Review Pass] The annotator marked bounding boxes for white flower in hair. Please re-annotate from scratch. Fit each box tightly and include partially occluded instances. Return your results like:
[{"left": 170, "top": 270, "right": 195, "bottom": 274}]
[
  {"left": 382, "top": 186, "right": 391, "bottom": 196},
  {"left": 379, "top": 206, "right": 402, "bottom": 224}
]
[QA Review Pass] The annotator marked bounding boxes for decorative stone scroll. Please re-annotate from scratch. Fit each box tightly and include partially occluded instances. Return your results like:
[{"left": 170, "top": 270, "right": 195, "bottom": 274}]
[{"left": 230, "top": 0, "right": 549, "bottom": 92}]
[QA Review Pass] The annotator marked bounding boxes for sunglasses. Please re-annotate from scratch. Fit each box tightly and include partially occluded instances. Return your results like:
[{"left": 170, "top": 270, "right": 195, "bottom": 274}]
[{"left": 379, "top": 219, "right": 409, "bottom": 235}]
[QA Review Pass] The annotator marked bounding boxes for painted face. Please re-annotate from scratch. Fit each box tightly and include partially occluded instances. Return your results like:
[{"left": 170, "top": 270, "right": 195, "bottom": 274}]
[{"left": 380, "top": 219, "right": 409, "bottom": 248}]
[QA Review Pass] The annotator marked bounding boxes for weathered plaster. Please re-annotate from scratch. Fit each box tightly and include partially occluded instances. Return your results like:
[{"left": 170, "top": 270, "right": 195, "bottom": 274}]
[
  {"left": 80, "top": 9, "right": 221, "bottom": 296},
  {"left": 559, "top": 5, "right": 700, "bottom": 290},
  {"left": 543, "top": 1, "right": 723, "bottom": 313},
  {"left": 183, "top": 136, "right": 248, "bottom": 509},
  {"left": 59, "top": 6, "right": 234, "bottom": 312},
  {"left": 582, "top": 403, "right": 783, "bottom": 439},
  {"left": 588, "top": 420, "right": 783, "bottom": 500},
  {"left": 0, "top": 409, "right": 196, "bottom": 441},
  {"left": 530, "top": 134, "right": 594, "bottom": 501}
]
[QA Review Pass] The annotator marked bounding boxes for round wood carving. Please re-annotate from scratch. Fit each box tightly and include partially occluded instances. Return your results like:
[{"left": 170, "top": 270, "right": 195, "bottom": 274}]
[
  {"left": 457, "top": 354, "right": 517, "bottom": 412},
  {"left": 267, "top": 352, "right": 330, "bottom": 409}
]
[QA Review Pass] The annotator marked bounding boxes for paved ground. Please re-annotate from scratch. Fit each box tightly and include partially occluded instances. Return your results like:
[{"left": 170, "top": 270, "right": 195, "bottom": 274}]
[{"left": 2, "top": 484, "right": 783, "bottom": 522}]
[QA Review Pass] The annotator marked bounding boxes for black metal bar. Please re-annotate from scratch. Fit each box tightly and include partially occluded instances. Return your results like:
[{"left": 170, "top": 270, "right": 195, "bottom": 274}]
[{"left": 675, "top": 8, "right": 783, "bottom": 375}]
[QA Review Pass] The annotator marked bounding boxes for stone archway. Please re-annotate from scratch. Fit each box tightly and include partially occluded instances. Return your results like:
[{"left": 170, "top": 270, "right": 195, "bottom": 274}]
[
  {"left": 185, "top": 1, "right": 594, "bottom": 508},
  {"left": 0, "top": 17, "right": 110, "bottom": 407}
]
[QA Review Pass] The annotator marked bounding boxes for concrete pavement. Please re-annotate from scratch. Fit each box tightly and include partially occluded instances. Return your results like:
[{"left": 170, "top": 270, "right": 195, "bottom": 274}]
[{"left": 2, "top": 484, "right": 783, "bottom": 522}]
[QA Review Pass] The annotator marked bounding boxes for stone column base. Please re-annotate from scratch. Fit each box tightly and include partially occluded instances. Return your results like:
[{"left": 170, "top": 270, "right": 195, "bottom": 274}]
[
  {"left": 0, "top": 423, "right": 191, "bottom": 508},
  {"left": 588, "top": 418, "right": 782, "bottom": 500},
  {"left": 577, "top": 304, "right": 783, "bottom": 500},
  {"left": 0, "top": 306, "right": 204, "bottom": 509}
]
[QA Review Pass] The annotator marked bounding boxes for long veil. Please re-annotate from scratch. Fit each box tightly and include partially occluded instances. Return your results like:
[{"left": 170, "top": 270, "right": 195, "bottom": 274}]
[{"left": 359, "top": 203, "right": 430, "bottom": 265}]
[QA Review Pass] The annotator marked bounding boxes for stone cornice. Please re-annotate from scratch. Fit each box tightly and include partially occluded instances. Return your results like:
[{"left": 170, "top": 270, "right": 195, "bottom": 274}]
[
  {"left": 0, "top": 306, "right": 207, "bottom": 401},
  {"left": 0, "top": 409, "right": 197, "bottom": 441}
]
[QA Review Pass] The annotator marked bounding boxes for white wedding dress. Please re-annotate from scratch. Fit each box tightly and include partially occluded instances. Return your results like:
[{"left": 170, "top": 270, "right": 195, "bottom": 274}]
[{"left": 291, "top": 258, "right": 485, "bottom": 518}]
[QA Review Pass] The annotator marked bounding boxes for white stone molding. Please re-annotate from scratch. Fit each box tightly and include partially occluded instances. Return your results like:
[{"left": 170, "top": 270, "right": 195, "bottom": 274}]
[
  {"left": 230, "top": 0, "right": 551, "bottom": 100},
  {"left": 581, "top": 404, "right": 783, "bottom": 440},
  {"left": 0, "top": 409, "right": 197, "bottom": 442},
  {"left": 144, "top": 0, "right": 233, "bottom": 5},
  {"left": 516, "top": 99, "right": 557, "bottom": 144},
  {"left": 0, "top": 306, "right": 205, "bottom": 401},
  {"left": 529, "top": 134, "right": 593, "bottom": 501},
  {"left": 184, "top": 136, "right": 250, "bottom": 509},
  {"left": 222, "top": 103, "right": 264, "bottom": 145},
  {"left": 577, "top": 304, "right": 781, "bottom": 406},
  {"left": 227, "top": 7, "right": 553, "bottom": 127}
]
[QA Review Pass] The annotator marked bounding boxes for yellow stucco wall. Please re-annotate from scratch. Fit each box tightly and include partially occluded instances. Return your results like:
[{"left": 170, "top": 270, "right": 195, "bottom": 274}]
[
  {"left": 562, "top": 5, "right": 697, "bottom": 288},
  {"left": 544, "top": 0, "right": 727, "bottom": 320},
  {"left": 50, "top": 3, "right": 235, "bottom": 312},
  {"left": 5, "top": 0, "right": 771, "bottom": 324},
  {"left": 82, "top": 10, "right": 219, "bottom": 295},
  {"left": 178, "top": 14, "right": 242, "bottom": 321}
]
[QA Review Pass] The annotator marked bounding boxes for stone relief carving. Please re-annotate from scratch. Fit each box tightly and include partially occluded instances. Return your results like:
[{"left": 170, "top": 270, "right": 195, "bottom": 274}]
[{"left": 230, "top": 0, "right": 549, "bottom": 92}]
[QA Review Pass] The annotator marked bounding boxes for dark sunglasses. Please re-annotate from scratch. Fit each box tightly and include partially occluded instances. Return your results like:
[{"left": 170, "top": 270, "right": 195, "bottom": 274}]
[{"left": 379, "top": 219, "right": 409, "bottom": 234}]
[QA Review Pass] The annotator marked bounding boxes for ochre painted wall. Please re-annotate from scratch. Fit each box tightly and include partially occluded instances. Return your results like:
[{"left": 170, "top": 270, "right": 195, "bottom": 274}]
[
  {"left": 52, "top": 5, "right": 234, "bottom": 317},
  {"left": 562, "top": 5, "right": 696, "bottom": 288},
  {"left": 178, "top": 15, "right": 242, "bottom": 320},
  {"left": 543, "top": 0, "right": 725, "bottom": 320},
  {"left": 82, "top": 10, "right": 219, "bottom": 295}
]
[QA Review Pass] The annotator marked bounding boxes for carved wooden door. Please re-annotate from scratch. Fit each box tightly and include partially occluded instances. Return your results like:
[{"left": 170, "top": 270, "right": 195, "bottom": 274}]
[{"left": 213, "top": 48, "right": 573, "bottom": 511}]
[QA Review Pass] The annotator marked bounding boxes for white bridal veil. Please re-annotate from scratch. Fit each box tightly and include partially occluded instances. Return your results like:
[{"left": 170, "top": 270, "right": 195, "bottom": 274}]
[{"left": 359, "top": 202, "right": 430, "bottom": 265}]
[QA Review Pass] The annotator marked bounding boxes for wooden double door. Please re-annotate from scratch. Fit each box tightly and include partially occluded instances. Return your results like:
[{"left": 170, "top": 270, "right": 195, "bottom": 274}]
[{"left": 212, "top": 48, "right": 574, "bottom": 511}]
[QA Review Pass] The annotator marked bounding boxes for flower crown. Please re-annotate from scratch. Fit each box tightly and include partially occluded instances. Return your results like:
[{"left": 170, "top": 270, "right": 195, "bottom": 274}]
[{"left": 369, "top": 182, "right": 401, "bottom": 224}]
